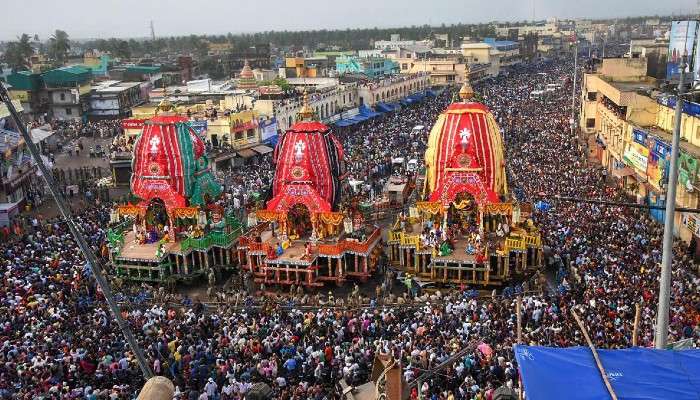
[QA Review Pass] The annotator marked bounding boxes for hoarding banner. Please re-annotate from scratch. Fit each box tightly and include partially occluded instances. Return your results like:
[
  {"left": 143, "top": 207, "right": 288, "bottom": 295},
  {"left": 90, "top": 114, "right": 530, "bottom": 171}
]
[
  {"left": 632, "top": 128, "right": 647, "bottom": 145},
  {"left": 667, "top": 20, "right": 698, "bottom": 81},
  {"left": 623, "top": 142, "right": 649, "bottom": 172},
  {"left": 260, "top": 118, "right": 278, "bottom": 142},
  {"left": 122, "top": 119, "right": 145, "bottom": 130},
  {"left": 189, "top": 120, "right": 207, "bottom": 137}
]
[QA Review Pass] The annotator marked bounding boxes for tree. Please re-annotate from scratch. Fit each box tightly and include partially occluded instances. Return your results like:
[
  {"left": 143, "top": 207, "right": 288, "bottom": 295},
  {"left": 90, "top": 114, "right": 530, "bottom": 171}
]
[
  {"left": 272, "top": 77, "right": 292, "bottom": 91},
  {"left": 3, "top": 34, "right": 33, "bottom": 71},
  {"left": 49, "top": 30, "right": 70, "bottom": 63}
]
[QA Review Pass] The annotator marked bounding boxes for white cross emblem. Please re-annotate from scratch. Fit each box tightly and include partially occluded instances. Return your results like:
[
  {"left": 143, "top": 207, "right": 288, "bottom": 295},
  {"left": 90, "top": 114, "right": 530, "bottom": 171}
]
[
  {"left": 149, "top": 136, "right": 161, "bottom": 154},
  {"left": 459, "top": 128, "right": 471, "bottom": 145},
  {"left": 294, "top": 140, "right": 306, "bottom": 162}
]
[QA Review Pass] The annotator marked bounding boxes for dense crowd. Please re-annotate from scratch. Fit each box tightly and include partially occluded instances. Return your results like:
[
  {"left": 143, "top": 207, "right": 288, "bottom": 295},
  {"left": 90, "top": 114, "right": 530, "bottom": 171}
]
[{"left": 1, "top": 59, "right": 699, "bottom": 400}]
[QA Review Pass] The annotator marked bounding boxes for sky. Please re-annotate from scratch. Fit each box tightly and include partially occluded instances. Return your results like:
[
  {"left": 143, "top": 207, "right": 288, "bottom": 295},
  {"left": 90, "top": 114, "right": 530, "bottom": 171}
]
[{"left": 1, "top": 0, "right": 696, "bottom": 41}]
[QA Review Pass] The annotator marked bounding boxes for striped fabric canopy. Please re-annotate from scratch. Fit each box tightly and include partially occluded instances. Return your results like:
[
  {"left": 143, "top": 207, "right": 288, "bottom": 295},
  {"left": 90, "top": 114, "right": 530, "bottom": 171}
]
[
  {"left": 131, "top": 115, "right": 221, "bottom": 212},
  {"left": 424, "top": 102, "right": 507, "bottom": 206},
  {"left": 269, "top": 120, "right": 344, "bottom": 212}
]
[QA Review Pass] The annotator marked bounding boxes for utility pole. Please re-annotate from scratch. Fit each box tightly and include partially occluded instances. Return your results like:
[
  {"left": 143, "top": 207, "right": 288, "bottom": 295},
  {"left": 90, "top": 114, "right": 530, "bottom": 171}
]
[
  {"left": 655, "top": 54, "right": 687, "bottom": 349},
  {"left": 570, "top": 28, "right": 578, "bottom": 137}
]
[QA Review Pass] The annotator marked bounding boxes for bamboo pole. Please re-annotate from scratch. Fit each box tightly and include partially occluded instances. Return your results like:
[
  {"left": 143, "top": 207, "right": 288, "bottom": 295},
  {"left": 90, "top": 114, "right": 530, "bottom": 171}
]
[
  {"left": 571, "top": 309, "right": 618, "bottom": 400},
  {"left": 632, "top": 303, "right": 640, "bottom": 347}
]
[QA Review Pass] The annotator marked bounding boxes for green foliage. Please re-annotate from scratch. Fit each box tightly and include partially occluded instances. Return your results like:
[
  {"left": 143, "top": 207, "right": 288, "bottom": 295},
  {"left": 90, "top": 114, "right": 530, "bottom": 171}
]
[
  {"left": 3, "top": 34, "right": 33, "bottom": 71},
  {"left": 272, "top": 77, "right": 291, "bottom": 91},
  {"left": 48, "top": 30, "right": 70, "bottom": 63}
]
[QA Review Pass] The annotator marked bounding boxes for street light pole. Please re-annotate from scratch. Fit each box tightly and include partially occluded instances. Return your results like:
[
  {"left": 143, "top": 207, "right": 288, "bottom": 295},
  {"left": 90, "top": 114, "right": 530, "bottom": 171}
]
[
  {"left": 570, "top": 34, "right": 578, "bottom": 137},
  {"left": 655, "top": 55, "right": 687, "bottom": 349}
]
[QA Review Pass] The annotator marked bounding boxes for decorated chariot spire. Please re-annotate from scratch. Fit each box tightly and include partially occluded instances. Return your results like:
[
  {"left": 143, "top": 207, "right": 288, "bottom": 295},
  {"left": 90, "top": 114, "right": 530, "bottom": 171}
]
[
  {"left": 459, "top": 64, "right": 474, "bottom": 102},
  {"left": 297, "top": 88, "right": 315, "bottom": 121}
]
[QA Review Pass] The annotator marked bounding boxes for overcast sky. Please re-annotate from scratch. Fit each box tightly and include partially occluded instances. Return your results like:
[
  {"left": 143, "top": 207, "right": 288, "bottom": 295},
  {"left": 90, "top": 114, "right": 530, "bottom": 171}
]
[{"left": 1, "top": 0, "right": 696, "bottom": 41}]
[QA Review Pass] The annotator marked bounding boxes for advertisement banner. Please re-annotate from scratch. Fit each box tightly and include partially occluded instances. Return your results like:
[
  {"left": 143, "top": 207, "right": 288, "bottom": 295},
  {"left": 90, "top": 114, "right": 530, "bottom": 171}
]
[
  {"left": 678, "top": 152, "right": 699, "bottom": 186},
  {"left": 682, "top": 213, "right": 700, "bottom": 237},
  {"left": 122, "top": 119, "right": 145, "bottom": 130},
  {"left": 260, "top": 118, "right": 278, "bottom": 143},
  {"left": 646, "top": 136, "right": 670, "bottom": 189},
  {"left": 667, "top": 20, "right": 698, "bottom": 81},
  {"left": 632, "top": 128, "right": 647, "bottom": 145},
  {"left": 623, "top": 142, "right": 649, "bottom": 172},
  {"left": 189, "top": 120, "right": 208, "bottom": 137}
]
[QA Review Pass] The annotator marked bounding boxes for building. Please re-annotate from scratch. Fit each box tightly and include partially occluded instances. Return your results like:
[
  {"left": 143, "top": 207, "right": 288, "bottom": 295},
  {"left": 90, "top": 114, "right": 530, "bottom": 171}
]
[
  {"left": 335, "top": 56, "right": 398, "bottom": 78},
  {"left": 374, "top": 34, "right": 431, "bottom": 51},
  {"left": 398, "top": 58, "right": 469, "bottom": 85},
  {"left": 283, "top": 57, "right": 333, "bottom": 78},
  {"left": 483, "top": 38, "right": 521, "bottom": 66},
  {"left": 6, "top": 71, "right": 48, "bottom": 121},
  {"left": 256, "top": 83, "right": 359, "bottom": 131},
  {"left": 356, "top": 73, "right": 430, "bottom": 107},
  {"left": 89, "top": 81, "right": 143, "bottom": 118},
  {"left": 0, "top": 101, "right": 35, "bottom": 226},
  {"left": 41, "top": 66, "right": 93, "bottom": 121},
  {"left": 580, "top": 57, "right": 700, "bottom": 248},
  {"left": 461, "top": 42, "right": 501, "bottom": 77}
]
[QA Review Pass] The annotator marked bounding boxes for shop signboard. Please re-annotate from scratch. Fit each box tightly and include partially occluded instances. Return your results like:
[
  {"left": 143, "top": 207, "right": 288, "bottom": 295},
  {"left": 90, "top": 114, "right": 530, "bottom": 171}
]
[
  {"left": 682, "top": 213, "right": 700, "bottom": 237},
  {"left": 122, "top": 119, "right": 145, "bottom": 130},
  {"left": 189, "top": 120, "right": 207, "bottom": 137},
  {"left": 667, "top": 20, "right": 698, "bottom": 81},
  {"left": 260, "top": 118, "right": 278, "bottom": 144},
  {"left": 623, "top": 142, "right": 649, "bottom": 172},
  {"left": 678, "top": 151, "right": 699, "bottom": 187},
  {"left": 632, "top": 128, "right": 647, "bottom": 145},
  {"left": 646, "top": 137, "right": 671, "bottom": 190}
]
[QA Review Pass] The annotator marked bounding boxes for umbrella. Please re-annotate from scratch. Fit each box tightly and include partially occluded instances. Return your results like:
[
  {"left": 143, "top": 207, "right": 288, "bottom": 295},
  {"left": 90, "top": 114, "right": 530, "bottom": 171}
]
[{"left": 477, "top": 343, "right": 493, "bottom": 357}]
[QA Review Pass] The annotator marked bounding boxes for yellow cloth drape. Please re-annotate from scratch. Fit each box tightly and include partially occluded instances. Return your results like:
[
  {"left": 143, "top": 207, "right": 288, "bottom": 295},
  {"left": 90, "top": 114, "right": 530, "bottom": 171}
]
[
  {"left": 256, "top": 210, "right": 283, "bottom": 222},
  {"left": 485, "top": 113, "right": 507, "bottom": 195},
  {"left": 416, "top": 201, "right": 443, "bottom": 215},
  {"left": 172, "top": 207, "right": 199, "bottom": 219},
  {"left": 483, "top": 203, "right": 513, "bottom": 215},
  {"left": 424, "top": 113, "right": 446, "bottom": 196},
  {"left": 319, "top": 212, "right": 344, "bottom": 226}
]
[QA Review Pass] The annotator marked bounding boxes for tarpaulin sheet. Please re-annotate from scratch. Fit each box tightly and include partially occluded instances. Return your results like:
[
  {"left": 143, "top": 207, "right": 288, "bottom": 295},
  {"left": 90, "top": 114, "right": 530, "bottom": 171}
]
[
  {"left": 376, "top": 102, "right": 395, "bottom": 113},
  {"left": 515, "top": 345, "right": 700, "bottom": 400}
]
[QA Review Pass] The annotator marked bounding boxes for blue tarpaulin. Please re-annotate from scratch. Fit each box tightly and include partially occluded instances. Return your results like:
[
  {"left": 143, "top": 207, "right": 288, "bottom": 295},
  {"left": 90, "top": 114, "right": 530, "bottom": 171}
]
[
  {"left": 515, "top": 345, "right": 700, "bottom": 400},
  {"left": 359, "top": 105, "right": 381, "bottom": 118},
  {"left": 376, "top": 102, "right": 395, "bottom": 113},
  {"left": 426, "top": 89, "right": 437, "bottom": 97}
]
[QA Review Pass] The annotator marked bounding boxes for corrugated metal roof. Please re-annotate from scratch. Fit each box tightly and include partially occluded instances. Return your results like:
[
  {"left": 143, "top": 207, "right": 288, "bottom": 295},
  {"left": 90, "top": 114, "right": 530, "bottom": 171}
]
[{"left": 41, "top": 66, "right": 92, "bottom": 86}]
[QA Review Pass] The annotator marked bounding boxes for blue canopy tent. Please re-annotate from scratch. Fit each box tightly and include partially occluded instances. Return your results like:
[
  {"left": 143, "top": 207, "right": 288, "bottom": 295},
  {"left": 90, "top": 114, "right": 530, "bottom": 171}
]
[
  {"left": 425, "top": 89, "right": 437, "bottom": 97},
  {"left": 359, "top": 105, "right": 381, "bottom": 118},
  {"left": 376, "top": 102, "right": 395, "bottom": 113},
  {"left": 515, "top": 345, "right": 700, "bottom": 400}
]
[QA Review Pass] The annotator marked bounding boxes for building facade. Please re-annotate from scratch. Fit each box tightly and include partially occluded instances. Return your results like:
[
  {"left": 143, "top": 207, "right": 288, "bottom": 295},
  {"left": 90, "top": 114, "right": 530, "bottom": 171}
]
[{"left": 580, "top": 57, "right": 700, "bottom": 248}]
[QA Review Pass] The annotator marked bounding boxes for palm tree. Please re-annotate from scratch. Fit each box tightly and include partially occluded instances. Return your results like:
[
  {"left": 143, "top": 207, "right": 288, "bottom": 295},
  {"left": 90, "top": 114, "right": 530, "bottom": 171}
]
[{"left": 49, "top": 30, "right": 71, "bottom": 63}]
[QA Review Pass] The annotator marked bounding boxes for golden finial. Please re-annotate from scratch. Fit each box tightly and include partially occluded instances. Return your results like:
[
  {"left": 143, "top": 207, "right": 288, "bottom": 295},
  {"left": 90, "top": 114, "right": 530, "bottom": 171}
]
[
  {"left": 156, "top": 97, "right": 174, "bottom": 114},
  {"left": 297, "top": 88, "right": 315, "bottom": 120},
  {"left": 459, "top": 64, "right": 474, "bottom": 101}
]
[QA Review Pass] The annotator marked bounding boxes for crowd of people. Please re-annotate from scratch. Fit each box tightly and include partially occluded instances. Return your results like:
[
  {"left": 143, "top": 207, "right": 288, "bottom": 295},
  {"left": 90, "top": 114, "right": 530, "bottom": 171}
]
[{"left": 1, "top": 58, "right": 699, "bottom": 400}]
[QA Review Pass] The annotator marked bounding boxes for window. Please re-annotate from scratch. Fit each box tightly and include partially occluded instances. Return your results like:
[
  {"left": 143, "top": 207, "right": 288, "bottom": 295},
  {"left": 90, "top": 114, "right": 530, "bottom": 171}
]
[
  {"left": 235, "top": 131, "right": 243, "bottom": 141},
  {"left": 65, "top": 107, "right": 72, "bottom": 115},
  {"left": 586, "top": 118, "right": 595, "bottom": 128},
  {"left": 587, "top": 91, "right": 597, "bottom": 101},
  {"left": 247, "top": 129, "right": 255, "bottom": 139},
  {"left": 60, "top": 93, "right": 65, "bottom": 101},
  {"left": 402, "top": 63, "right": 408, "bottom": 70},
  {"left": 696, "top": 126, "right": 700, "bottom": 141}
]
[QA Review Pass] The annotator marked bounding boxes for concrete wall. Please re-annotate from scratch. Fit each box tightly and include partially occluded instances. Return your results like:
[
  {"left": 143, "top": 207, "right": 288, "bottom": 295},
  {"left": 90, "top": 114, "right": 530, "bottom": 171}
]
[{"left": 600, "top": 58, "right": 648, "bottom": 82}]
